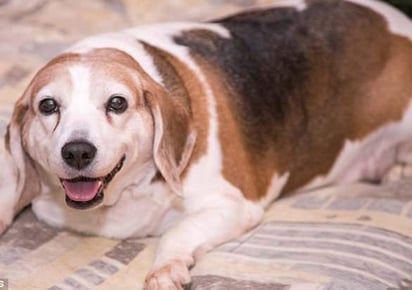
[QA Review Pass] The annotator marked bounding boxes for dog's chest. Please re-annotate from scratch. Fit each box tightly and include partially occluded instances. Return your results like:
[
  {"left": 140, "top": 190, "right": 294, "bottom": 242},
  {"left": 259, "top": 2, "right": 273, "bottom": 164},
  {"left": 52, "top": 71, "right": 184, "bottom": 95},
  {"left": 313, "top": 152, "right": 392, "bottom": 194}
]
[{"left": 31, "top": 182, "right": 182, "bottom": 238}]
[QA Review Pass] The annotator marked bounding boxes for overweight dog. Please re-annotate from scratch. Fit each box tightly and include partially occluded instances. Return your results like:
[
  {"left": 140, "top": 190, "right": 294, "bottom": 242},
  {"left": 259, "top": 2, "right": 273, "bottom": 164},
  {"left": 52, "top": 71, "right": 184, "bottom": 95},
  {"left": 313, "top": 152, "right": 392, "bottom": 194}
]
[{"left": 1, "top": 0, "right": 411, "bottom": 289}]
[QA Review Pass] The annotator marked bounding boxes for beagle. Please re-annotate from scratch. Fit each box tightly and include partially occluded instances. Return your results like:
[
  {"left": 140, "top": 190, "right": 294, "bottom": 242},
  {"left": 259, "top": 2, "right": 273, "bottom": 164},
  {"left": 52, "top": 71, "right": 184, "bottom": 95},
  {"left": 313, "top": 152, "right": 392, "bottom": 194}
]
[{"left": 1, "top": 0, "right": 411, "bottom": 289}]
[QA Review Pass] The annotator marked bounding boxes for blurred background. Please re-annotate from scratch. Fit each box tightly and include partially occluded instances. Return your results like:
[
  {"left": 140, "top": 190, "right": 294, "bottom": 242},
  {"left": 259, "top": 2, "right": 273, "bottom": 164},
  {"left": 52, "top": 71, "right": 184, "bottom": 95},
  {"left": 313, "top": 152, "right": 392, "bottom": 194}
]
[
  {"left": 0, "top": 0, "right": 410, "bottom": 113},
  {"left": 0, "top": 0, "right": 272, "bottom": 111}
]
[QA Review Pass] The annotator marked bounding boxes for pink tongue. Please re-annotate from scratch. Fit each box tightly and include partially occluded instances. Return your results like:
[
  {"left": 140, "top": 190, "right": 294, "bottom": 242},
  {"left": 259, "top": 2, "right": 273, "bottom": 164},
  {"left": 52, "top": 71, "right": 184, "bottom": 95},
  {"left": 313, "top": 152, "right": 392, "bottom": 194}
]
[{"left": 63, "top": 180, "right": 101, "bottom": 202}]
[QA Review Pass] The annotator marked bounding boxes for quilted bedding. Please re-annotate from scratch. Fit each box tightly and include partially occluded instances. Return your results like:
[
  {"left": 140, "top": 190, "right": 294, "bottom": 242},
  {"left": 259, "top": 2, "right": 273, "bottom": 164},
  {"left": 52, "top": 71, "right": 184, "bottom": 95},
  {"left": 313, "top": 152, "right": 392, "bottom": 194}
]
[
  {"left": 1, "top": 182, "right": 412, "bottom": 289},
  {"left": 0, "top": 1, "right": 412, "bottom": 289}
]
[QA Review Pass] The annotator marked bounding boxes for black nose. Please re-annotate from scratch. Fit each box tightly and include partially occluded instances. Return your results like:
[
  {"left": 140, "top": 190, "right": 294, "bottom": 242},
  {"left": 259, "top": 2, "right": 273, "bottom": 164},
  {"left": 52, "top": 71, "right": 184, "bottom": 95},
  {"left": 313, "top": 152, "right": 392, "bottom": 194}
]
[{"left": 61, "top": 141, "right": 97, "bottom": 170}]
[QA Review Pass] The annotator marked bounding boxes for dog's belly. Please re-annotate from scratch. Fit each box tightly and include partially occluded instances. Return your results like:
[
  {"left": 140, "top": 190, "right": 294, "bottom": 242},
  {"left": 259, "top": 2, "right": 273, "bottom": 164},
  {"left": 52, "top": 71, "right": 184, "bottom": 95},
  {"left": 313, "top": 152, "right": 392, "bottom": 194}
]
[{"left": 302, "top": 101, "right": 412, "bottom": 191}]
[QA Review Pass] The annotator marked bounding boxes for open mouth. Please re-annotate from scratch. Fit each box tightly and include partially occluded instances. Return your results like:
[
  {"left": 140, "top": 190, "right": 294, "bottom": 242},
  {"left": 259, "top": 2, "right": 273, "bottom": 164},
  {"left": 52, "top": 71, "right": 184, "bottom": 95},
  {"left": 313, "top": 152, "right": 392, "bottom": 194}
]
[{"left": 60, "top": 155, "right": 126, "bottom": 210}]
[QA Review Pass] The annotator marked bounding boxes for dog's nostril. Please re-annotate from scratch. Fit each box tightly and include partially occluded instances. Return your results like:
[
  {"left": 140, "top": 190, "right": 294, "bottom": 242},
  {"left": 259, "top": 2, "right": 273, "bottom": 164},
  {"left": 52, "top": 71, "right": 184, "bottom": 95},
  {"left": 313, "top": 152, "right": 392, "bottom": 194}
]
[
  {"left": 82, "top": 153, "right": 90, "bottom": 160},
  {"left": 62, "top": 152, "right": 74, "bottom": 160},
  {"left": 61, "top": 140, "right": 97, "bottom": 170}
]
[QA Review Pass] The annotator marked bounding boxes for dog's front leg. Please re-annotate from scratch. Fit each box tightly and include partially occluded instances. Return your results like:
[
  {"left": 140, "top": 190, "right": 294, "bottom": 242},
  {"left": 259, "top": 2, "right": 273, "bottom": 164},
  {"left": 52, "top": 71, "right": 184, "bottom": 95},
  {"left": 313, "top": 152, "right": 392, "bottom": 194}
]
[{"left": 144, "top": 197, "right": 263, "bottom": 290}]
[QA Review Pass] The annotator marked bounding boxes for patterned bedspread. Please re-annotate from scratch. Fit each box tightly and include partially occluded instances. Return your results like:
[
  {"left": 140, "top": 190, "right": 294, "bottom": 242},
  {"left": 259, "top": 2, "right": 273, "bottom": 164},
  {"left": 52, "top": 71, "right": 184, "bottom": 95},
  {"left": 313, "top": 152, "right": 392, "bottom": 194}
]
[
  {"left": 1, "top": 1, "right": 412, "bottom": 289},
  {"left": 1, "top": 182, "right": 412, "bottom": 289}
]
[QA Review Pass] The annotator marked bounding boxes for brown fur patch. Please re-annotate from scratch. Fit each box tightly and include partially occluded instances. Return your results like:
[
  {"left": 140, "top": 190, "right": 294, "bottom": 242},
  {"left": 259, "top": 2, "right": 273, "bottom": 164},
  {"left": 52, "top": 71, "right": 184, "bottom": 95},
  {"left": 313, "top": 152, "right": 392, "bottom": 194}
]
[
  {"left": 12, "top": 100, "right": 30, "bottom": 152},
  {"left": 4, "top": 97, "right": 29, "bottom": 153},
  {"left": 30, "top": 53, "right": 79, "bottom": 101},
  {"left": 185, "top": 55, "right": 271, "bottom": 200},
  {"left": 151, "top": 171, "right": 165, "bottom": 183},
  {"left": 140, "top": 42, "right": 192, "bottom": 167},
  {"left": 85, "top": 49, "right": 146, "bottom": 107},
  {"left": 279, "top": 21, "right": 412, "bottom": 193},
  {"left": 140, "top": 42, "right": 191, "bottom": 110},
  {"left": 351, "top": 35, "right": 412, "bottom": 139},
  {"left": 140, "top": 41, "right": 209, "bottom": 176},
  {"left": 4, "top": 125, "right": 11, "bottom": 153},
  {"left": 29, "top": 49, "right": 145, "bottom": 108},
  {"left": 175, "top": 1, "right": 412, "bottom": 200}
]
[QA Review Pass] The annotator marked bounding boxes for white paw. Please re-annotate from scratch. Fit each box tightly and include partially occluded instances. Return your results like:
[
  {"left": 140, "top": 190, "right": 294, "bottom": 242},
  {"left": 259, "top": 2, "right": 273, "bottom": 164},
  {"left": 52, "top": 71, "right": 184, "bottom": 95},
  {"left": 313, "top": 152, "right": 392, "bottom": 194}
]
[
  {"left": 383, "top": 163, "right": 412, "bottom": 183},
  {"left": 144, "top": 259, "right": 191, "bottom": 290}
]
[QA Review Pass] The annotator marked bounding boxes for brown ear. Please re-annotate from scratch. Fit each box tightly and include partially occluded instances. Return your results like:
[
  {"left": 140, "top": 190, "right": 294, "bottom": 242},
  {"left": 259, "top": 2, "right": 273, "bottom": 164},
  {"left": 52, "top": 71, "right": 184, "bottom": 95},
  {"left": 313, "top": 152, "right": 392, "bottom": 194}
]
[
  {"left": 1, "top": 85, "right": 40, "bottom": 220},
  {"left": 144, "top": 89, "right": 196, "bottom": 197}
]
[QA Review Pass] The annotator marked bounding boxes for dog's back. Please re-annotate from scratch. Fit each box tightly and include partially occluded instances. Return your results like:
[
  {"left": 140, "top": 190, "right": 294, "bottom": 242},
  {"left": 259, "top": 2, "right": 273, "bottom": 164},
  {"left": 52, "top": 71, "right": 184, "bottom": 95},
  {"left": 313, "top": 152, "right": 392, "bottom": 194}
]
[{"left": 169, "top": 0, "right": 412, "bottom": 197}]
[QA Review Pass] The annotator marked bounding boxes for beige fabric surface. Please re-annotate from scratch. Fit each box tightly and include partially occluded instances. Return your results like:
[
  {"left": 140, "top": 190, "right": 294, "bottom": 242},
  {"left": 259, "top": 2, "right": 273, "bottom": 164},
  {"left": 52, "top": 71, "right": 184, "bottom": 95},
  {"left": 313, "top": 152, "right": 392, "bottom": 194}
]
[
  {"left": 1, "top": 1, "right": 412, "bottom": 289},
  {"left": 1, "top": 181, "right": 412, "bottom": 289}
]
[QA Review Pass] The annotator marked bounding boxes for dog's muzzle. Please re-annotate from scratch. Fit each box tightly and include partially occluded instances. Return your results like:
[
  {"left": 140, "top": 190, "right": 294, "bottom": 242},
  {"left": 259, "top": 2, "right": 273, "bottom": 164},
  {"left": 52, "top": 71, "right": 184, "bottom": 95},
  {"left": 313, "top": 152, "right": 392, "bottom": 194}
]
[{"left": 60, "top": 155, "right": 126, "bottom": 210}]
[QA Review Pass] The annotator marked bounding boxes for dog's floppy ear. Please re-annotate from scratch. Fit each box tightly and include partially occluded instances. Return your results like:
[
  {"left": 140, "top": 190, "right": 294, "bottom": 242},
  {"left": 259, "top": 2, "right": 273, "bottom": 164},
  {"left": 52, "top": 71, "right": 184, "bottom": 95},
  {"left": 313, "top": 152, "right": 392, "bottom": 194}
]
[
  {"left": 1, "top": 84, "right": 40, "bottom": 220},
  {"left": 144, "top": 88, "right": 196, "bottom": 197}
]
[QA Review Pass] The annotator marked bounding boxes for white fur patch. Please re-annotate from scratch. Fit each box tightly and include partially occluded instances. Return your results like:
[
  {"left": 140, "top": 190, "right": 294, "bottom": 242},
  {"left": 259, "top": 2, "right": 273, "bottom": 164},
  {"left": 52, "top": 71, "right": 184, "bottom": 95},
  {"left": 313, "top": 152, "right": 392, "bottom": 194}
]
[
  {"left": 68, "top": 33, "right": 164, "bottom": 86},
  {"left": 260, "top": 172, "right": 290, "bottom": 208},
  {"left": 68, "top": 65, "right": 91, "bottom": 110},
  {"left": 264, "top": 0, "right": 307, "bottom": 11}
]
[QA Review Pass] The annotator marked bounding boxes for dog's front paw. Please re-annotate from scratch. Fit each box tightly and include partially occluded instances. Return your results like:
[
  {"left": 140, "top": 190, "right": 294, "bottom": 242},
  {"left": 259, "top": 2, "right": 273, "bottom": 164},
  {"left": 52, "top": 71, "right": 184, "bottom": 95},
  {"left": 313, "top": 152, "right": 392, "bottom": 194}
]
[
  {"left": 383, "top": 163, "right": 412, "bottom": 183},
  {"left": 144, "top": 259, "right": 190, "bottom": 290}
]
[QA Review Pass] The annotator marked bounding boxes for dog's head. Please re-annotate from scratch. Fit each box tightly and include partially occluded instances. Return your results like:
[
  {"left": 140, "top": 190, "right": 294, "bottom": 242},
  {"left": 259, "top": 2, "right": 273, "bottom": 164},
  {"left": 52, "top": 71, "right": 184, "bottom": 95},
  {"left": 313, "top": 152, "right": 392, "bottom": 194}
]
[{"left": 4, "top": 48, "right": 196, "bottom": 211}]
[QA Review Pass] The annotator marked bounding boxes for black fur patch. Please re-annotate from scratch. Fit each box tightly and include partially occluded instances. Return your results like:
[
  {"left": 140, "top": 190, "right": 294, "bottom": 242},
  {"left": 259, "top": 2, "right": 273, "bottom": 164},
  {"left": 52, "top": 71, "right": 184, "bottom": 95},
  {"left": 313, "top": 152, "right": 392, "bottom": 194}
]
[
  {"left": 174, "top": 0, "right": 394, "bottom": 192},
  {"left": 173, "top": 0, "right": 364, "bottom": 150}
]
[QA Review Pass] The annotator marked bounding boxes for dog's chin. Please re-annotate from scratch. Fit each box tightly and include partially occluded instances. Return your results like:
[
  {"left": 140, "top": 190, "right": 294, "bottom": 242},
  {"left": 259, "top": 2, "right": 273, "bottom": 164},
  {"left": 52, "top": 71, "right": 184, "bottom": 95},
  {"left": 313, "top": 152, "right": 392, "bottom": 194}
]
[{"left": 60, "top": 155, "right": 126, "bottom": 210}]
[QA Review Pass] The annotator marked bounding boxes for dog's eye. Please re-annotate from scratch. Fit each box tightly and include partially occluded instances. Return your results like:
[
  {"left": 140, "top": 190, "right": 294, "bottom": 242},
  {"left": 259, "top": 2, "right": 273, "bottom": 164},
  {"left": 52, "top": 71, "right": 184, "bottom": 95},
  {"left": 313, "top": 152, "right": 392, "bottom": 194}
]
[
  {"left": 39, "top": 98, "right": 59, "bottom": 115},
  {"left": 107, "top": 95, "right": 128, "bottom": 114}
]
